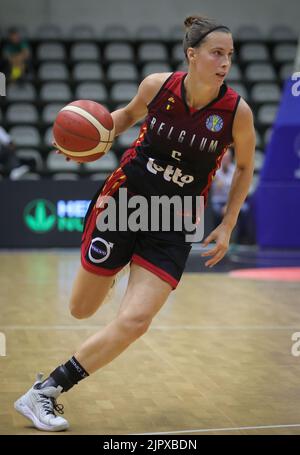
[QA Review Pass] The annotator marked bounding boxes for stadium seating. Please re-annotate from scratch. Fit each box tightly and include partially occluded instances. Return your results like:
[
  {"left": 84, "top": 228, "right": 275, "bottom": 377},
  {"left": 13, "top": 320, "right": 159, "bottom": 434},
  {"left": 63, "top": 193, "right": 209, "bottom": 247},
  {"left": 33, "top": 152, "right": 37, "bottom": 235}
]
[
  {"left": 0, "top": 23, "right": 296, "bottom": 179},
  {"left": 69, "top": 25, "right": 96, "bottom": 41},
  {"left": 6, "top": 103, "right": 39, "bottom": 124},
  {"left": 35, "top": 24, "right": 63, "bottom": 41},
  {"left": 107, "top": 63, "right": 138, "bottom": 82},
  {"left": 36, "top": 42, "right": 66, "bottom": 60},
  {"left": 38, "top": 62, "right": 69, "bottom": 81},
  {"left": 72, "top": 63, "right": 104, "bottom": 81},
  {"left": 70, "top": 42, "right": 99, "bottom": 61}
]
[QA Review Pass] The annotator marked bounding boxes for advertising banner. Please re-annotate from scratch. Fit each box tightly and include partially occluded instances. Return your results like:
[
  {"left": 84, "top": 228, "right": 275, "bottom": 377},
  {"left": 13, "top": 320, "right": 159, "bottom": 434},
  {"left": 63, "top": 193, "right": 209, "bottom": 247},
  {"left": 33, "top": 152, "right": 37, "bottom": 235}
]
[{"left": 1, "top": 180, "right": 101, "bottom": 248}]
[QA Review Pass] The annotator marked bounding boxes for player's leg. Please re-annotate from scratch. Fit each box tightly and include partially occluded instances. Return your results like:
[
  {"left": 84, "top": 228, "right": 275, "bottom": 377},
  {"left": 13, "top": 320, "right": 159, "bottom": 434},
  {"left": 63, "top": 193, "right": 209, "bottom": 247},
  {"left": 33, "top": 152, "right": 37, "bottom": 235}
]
[
  {"left": 14, "top": 264, "right": 171, "bottom": 431},
  {"left": 72, "top": 170, "right": 135, "bottom": 320},
  {"left": 13, "top": 268, "right": 121, "bottom": 432},
  {"left": 74, "top": 262, "right": 172, "bottom": 372},
  {"left": 69, "top": 265, "right": 115, "bottom": 319}
]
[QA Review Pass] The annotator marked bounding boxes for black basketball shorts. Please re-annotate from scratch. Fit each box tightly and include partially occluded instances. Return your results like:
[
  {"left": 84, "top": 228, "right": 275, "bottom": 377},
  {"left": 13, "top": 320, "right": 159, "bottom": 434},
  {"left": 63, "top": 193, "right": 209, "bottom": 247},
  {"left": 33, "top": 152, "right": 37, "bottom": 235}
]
[{"left": 81, "top": 167, "right": 192, "bottom": 289}]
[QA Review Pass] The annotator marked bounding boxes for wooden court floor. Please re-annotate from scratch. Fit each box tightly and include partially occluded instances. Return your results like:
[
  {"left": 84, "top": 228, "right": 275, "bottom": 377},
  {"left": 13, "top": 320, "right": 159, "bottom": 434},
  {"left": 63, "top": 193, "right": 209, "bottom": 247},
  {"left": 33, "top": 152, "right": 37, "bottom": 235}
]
[{"left": 1, "top": 251, "right": 300, "bottom": 435}]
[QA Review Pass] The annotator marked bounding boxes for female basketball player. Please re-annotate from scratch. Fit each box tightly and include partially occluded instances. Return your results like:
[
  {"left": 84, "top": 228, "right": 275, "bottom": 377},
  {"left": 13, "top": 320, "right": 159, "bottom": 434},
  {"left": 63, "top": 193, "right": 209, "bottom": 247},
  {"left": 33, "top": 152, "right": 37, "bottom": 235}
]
[{"left": 15, "top": 15, "right": 255, "bottom": 431}]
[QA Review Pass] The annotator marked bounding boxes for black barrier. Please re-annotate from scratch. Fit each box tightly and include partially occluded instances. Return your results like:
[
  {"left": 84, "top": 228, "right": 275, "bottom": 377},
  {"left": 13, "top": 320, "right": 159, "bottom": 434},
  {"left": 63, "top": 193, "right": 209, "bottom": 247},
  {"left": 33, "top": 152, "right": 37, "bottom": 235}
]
[
  {"left": 0, "top": 180, "right": 216, "bottom": 248},
  {"left": 0, "top": 180, "right": 102, "bottom": 248}
]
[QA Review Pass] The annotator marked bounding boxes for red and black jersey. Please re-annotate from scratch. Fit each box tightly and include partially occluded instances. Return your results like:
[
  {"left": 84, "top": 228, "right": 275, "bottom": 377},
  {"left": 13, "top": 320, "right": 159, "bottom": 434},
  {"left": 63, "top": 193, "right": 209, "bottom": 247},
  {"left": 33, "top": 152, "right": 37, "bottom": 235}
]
[{"left": 121, "top": 71, "right": 240, "bottom": 203}]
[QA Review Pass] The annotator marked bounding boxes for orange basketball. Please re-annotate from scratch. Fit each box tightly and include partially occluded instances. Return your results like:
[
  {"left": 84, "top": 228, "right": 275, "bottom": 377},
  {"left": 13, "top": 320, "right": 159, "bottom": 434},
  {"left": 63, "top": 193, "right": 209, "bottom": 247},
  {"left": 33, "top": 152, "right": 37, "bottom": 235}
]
[{"left": 53, "top": 100, "right": 115, "bottom": 162}]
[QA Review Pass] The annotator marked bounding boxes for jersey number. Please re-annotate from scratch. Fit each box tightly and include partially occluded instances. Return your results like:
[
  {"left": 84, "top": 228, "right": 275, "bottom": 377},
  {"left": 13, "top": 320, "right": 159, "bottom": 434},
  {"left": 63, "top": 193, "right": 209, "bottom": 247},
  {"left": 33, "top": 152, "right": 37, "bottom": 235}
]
[{"left": 172, "top": 150, "right": 182, "bottom": 161}]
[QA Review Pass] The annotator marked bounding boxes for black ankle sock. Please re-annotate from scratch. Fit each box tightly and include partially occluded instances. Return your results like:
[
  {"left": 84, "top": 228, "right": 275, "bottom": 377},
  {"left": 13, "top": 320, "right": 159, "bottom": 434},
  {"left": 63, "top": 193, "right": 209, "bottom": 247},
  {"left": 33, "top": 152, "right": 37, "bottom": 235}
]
[
  {"left": 64, "top": 356, "right": 89, "bottom": 384},
  {"left": 36, "top": 356, "right": 89, "bottom": 392}
]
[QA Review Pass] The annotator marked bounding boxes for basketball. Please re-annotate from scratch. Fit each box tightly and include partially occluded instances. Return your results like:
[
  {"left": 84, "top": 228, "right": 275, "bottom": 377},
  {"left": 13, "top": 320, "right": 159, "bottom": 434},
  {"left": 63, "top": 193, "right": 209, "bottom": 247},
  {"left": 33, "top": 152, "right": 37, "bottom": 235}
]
[{"left": 53, "top": 100, "right": 115, "bottom": 162}]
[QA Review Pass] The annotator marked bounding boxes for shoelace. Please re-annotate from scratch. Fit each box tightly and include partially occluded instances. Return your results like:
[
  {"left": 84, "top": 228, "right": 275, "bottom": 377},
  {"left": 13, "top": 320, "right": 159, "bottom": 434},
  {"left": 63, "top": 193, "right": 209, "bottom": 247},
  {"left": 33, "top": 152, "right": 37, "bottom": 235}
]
[{"left": 38, "top": 394, "right": 64, "bottom": 416}]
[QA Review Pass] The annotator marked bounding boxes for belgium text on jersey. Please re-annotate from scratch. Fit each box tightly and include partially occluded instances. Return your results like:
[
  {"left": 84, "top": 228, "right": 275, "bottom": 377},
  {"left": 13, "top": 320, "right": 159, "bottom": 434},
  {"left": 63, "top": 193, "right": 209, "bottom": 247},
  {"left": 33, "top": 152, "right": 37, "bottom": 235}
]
[
  {"left": 95, "top": 188, "right": 205, "bottom": 242},
  {"left": 149, "top": 116, "right": 219, "bottom": 152}
]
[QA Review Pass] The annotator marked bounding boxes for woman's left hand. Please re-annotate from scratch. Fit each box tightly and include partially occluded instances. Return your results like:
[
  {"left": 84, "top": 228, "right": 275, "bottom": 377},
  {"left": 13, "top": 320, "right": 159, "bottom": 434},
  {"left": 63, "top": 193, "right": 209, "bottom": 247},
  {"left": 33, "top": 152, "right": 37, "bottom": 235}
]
[{"left": 201, "top": 223, "right": 233, "bottom": 268}]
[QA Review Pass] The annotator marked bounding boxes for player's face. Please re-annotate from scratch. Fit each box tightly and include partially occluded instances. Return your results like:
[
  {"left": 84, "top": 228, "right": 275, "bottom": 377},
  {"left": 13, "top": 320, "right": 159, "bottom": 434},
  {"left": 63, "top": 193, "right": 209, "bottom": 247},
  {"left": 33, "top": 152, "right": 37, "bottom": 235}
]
[{"left": 190, "top": 32, "right": 234, "bottom": 86}]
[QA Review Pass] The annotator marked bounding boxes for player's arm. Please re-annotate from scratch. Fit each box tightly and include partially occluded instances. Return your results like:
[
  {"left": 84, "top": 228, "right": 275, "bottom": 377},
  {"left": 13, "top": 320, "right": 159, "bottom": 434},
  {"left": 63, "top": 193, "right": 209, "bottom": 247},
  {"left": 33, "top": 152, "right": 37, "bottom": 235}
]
[
  {"left": 111, "top": 73, "right": 171, "bottom": 136},
  {"left": 221, "top": 98, "right": 255, "bottom": 229},
  {"left": 202, "top": 98, "right": 255, "bottom": 267}
]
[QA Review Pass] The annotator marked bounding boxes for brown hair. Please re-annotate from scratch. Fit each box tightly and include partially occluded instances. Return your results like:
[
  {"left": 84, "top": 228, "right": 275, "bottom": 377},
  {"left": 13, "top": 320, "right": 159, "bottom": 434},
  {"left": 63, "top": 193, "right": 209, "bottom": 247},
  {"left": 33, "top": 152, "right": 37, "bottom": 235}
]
[{"left": 183, "top": 15, "right": 231, "bottom": 57}]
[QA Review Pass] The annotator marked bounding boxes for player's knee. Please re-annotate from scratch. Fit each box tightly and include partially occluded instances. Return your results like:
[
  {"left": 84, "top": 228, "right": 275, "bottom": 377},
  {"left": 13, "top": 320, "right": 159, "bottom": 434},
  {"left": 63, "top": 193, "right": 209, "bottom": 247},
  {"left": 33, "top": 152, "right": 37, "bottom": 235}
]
[
  {"left": 117, "top": 311, "right": 152, "bottom": 340},
  {"left": 69, "top": 298, "right": 94, "bottom": 320},
  {"left": 70, "top": 305, "right": 91, "bottom": 319}
]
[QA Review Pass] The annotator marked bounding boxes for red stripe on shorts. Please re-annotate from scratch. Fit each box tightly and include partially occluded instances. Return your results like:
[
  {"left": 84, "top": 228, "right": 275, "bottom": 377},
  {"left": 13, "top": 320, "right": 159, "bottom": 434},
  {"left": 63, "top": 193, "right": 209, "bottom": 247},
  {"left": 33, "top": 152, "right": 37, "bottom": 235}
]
[
  {"left": 82, "top": 167, "right": 127, "bottom": 262},
  {"left": 131, "top": 254, "right": 178, "bottom": 289}
]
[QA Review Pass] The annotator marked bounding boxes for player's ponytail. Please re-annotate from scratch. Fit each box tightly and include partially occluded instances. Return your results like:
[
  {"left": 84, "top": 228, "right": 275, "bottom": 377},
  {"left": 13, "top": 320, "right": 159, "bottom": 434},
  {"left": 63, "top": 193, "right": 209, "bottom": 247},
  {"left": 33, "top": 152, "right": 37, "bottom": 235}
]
[
  {"left": 184, "top": 15, "right": 210, "bottom": 30},
  {"left": 183, "top": 15, "right": 231, "bottom": 58}
]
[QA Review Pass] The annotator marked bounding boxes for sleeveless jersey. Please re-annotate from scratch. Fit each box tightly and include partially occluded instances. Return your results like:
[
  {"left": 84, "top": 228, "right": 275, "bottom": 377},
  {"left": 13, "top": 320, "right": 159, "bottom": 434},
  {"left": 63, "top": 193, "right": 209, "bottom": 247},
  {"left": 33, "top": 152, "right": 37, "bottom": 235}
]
[{"left": 120, "top": 71, "right": 240, "bottom": 204}]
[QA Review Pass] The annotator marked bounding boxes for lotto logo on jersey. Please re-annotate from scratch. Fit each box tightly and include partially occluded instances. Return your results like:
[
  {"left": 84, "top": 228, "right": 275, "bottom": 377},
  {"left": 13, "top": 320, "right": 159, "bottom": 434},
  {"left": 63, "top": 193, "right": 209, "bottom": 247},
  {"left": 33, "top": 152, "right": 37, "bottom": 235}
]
[
  {"left": 146, "top": 158, "right": 194, "bottom": 187},
  {"left": 206, "top": 115, "right": 224, "bottom": 132}
]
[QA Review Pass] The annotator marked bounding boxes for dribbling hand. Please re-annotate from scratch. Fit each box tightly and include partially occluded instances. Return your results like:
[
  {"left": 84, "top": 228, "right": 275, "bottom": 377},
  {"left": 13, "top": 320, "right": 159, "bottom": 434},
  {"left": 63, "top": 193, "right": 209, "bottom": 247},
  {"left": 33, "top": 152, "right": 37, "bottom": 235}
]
[
  {"left": 52, "top": 141, "right": 82, "bottom": 164},
  {"left": 201, "top": 223, "right": 232, "bottom": 268},
  {"left": 52, "top": 141, "right": 71, "bottom": 161}
]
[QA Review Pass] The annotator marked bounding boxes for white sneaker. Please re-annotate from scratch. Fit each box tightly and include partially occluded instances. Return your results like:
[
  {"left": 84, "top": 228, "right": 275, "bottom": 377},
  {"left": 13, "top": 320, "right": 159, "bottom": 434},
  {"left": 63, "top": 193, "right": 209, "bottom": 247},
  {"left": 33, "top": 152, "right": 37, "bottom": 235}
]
[{"left": 14, "top": 373, "right": 69, "bottom": 431}]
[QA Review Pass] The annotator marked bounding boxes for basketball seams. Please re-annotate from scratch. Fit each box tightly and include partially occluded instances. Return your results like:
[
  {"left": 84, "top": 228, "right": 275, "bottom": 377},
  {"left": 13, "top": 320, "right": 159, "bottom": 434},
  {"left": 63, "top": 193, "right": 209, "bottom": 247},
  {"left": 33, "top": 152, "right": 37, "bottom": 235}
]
[
  {"left": 102, "top": 127, "right": 115, "bottom": 155},
  {"left": 53, "top": 121, "right": 99, "bottom": 150},
  {"left": 61, "top": 106, "right": 112, "bottom": 139},
  {"left": 57, "top": 141, "right": 113, "bottom": 157},
  {"left": 70, "top": 100, "right": 114, "bottom": 130},
  {"left": 54, "top": 102, "right": 115, "bottom": 159}
]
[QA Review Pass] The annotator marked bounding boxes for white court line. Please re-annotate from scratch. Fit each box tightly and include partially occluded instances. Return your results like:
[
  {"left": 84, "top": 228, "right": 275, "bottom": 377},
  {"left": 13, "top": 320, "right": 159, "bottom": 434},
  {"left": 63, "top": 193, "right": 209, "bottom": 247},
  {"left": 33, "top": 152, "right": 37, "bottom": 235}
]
[
  {"left": 0, "top": 325, "right": 300, "bottom": 331},
  {"left": 132, "top": 423, "right": 300, "bottom": 435}
]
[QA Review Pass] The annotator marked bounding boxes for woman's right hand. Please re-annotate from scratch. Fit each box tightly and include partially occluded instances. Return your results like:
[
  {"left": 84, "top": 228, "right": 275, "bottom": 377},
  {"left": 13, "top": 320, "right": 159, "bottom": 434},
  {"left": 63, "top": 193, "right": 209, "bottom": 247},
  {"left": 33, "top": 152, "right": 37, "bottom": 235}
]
[{"left": 52, "top": 141, "right": 70, "bottom": 161}]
